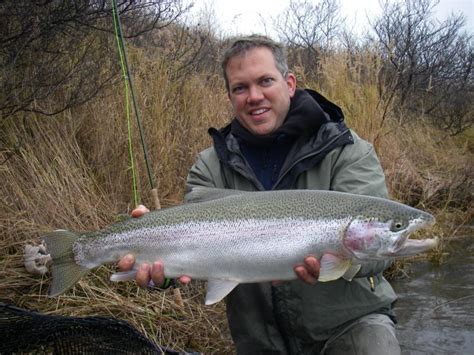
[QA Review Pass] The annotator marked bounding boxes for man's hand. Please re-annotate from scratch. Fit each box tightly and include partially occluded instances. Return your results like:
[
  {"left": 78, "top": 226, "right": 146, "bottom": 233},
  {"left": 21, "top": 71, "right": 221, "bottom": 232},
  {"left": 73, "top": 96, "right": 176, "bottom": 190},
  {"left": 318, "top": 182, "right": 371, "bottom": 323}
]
[
  {"left": 271, "top": 255, "right": 320, "bottom": 286},
  {"left": 294, "top": 256, "right": 320, "bottom": 285},
  {"left": 117, "top": 205, "right": 191, "bottom": 288}
]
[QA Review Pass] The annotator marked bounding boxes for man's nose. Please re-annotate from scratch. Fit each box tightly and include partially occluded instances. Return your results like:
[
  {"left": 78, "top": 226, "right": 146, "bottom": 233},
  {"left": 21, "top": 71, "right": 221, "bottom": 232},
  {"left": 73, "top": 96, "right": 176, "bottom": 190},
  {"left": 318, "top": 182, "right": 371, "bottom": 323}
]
[{"left": 247, "top": 85, "right": 264, "bottom": 103}]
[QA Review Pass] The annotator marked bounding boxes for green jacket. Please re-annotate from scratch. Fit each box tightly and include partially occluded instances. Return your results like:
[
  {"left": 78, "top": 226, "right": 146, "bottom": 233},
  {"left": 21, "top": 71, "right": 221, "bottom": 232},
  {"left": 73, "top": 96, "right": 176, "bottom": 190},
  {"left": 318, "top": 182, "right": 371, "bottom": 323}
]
[{"left": 185, "top": 90, "right": 397, "bottom": 354}]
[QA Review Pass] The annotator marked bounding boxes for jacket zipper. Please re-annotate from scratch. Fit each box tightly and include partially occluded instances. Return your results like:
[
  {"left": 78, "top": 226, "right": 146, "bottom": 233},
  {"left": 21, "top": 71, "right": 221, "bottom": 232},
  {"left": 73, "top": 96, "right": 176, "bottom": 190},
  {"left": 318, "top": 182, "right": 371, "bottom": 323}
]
[{"left": 272, "top": 128, "right": 351, "bottom": 188}]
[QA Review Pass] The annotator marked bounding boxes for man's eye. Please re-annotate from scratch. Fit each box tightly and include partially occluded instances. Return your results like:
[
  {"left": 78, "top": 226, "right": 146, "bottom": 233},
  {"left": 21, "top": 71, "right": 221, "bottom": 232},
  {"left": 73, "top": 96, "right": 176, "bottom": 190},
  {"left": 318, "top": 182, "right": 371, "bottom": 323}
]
[
  {"left": 232, "top": 86, "right": 245, "bottom": 94},
  {"left": 261, "top": 77, "right": 274, "bottom": 86}
]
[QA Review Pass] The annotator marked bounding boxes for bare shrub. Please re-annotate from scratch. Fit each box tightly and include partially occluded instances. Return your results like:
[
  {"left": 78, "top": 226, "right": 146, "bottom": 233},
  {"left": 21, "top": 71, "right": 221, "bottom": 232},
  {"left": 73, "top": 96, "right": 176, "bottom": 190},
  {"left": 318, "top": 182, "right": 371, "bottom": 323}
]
[
  {"left": 370, "top": 0, "right": 473, "bottom": 134},
  {"left": 0, "top": 0, "right": 189, "bottom": 121},
  {"left": 273, "top": 0, "right": 344, "bottom": 77},
  {"left": 0, "top": 51, "right": 232, "bottom": 352}
]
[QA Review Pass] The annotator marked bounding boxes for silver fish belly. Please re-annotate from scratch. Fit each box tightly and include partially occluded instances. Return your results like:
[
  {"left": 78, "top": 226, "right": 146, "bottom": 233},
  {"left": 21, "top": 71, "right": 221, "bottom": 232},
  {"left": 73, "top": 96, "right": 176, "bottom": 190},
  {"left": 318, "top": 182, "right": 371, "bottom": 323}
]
[{"left": 43, "top": 187, "right": 437, "bottom": 304}]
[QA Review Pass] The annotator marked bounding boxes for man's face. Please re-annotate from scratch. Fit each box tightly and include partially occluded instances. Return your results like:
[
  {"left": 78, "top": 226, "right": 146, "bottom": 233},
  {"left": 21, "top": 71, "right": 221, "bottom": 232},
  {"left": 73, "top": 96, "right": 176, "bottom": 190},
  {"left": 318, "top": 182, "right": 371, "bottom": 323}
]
[{"left": 225, "top": 47, "right": 296, "bottom": 136}]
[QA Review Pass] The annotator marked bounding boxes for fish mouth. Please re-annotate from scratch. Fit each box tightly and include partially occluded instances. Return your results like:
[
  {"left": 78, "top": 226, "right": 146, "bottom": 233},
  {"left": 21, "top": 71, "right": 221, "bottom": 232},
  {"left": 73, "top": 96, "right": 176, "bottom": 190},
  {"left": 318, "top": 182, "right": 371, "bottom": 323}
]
[
  {"left": 390, "top": 237, "right": 439, "bottom": 257},
  {"left": 382, "top": 216, "right": 437, "bottom": 257}
]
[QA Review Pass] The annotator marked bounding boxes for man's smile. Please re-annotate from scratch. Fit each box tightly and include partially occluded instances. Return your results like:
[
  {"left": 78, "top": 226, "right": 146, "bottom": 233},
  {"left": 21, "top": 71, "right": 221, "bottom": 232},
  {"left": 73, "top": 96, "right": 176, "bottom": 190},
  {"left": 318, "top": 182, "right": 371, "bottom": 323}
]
[{"left": 249, "top": 108, "right": 270, "bottom": 117}]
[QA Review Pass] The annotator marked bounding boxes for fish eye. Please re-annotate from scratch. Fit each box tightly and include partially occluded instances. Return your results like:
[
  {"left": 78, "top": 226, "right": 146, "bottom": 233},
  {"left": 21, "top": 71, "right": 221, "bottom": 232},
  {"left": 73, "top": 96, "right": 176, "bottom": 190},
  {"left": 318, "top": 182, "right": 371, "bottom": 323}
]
[{"left": 391, "top": 220, "right": 407, "bottom": 232}]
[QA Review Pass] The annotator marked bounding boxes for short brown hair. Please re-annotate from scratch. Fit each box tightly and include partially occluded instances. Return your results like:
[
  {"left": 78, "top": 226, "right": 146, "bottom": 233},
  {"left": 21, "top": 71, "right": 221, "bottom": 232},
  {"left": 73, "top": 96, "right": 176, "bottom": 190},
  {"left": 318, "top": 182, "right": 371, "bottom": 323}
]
[{"left": 221, "top": 35, "right": 289, "bottom": 91}]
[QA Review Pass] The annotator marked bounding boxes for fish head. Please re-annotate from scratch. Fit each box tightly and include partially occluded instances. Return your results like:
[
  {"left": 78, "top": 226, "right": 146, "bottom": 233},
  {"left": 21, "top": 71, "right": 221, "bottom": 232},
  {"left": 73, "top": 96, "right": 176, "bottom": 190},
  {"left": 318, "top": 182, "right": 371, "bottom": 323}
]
[{"left": 342, "top": 205, "right": 437, "bottom": 261}]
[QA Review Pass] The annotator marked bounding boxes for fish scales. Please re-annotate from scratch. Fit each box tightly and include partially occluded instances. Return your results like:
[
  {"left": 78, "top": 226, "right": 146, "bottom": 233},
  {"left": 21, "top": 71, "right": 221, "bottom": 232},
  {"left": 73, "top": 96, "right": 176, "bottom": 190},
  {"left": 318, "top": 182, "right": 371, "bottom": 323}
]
[
  {"left": 73, "top": 190, "right": 364, "bottom": 279},
  {"left": 42, "top": 188, "right": 438, "bottom": 304},
  {"left": 75, "top": 217, "right": 350, "bottom": 282}
]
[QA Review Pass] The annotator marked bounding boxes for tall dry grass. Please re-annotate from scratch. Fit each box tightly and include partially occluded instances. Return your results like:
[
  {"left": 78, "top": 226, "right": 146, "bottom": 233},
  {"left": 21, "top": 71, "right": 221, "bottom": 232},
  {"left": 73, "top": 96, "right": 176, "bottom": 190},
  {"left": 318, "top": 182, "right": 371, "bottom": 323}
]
[
  {"left": 312, "top": 49, "right": 473, "bottom": 271},
  {"left": 0, "top": 47, "right": 233, "bottom": 353},
  {"left": 0, "top": 46, "right": 472, "bottom": 353},
  {"left": 309, "top": 50, "right": 472, "bottom": 214}
]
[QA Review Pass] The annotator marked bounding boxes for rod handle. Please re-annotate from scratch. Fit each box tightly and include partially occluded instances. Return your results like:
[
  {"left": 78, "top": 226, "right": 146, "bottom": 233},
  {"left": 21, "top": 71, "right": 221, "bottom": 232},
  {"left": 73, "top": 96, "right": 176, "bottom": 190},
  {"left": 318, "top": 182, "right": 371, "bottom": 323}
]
[{"left": 151, "top": 188, "right": 161, "bottom": 210}]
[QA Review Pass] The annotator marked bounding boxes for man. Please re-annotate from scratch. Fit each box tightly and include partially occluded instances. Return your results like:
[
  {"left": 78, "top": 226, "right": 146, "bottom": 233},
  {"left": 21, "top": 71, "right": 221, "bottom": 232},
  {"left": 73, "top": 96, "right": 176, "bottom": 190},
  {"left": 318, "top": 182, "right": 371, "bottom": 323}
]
[{"left": 119, "top": 35, "right": 400, "bottom": 354}]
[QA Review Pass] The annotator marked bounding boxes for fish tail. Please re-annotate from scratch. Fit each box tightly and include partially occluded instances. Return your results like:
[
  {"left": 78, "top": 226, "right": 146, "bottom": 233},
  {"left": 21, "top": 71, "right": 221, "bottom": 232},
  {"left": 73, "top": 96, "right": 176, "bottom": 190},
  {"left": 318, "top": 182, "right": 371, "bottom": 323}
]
[{"left": 42, "top": 230, "right": 90, "bottom": 296}]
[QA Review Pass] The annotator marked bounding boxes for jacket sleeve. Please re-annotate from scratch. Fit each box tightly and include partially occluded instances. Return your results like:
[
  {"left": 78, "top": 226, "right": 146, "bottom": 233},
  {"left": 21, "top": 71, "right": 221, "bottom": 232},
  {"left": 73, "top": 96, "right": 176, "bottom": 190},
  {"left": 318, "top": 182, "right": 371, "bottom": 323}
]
[
  {"left": 185, "top": 147, "right": 225, "bottom": 195},
  {"left": 330, "top": 131, "right": 392, "bottom": 277},
  {"left": 331, "top": 132, "right": 388, "bottom": 199}
]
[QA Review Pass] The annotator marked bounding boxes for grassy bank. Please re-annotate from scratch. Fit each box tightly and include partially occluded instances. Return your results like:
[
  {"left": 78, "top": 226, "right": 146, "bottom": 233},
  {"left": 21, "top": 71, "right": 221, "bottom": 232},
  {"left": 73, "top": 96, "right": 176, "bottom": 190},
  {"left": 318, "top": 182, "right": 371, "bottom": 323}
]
[{"left": 0, "top": 48, "right": 472, "bottom": 353}]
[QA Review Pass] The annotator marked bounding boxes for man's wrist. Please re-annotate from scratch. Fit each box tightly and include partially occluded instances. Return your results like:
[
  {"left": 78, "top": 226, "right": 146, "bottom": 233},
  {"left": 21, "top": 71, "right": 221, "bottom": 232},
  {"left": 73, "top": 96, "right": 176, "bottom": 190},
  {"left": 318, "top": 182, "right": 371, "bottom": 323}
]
[
  {"left": 161, "top": 277, "right": 174, "bottom": 289},
  {"left": 147, "top": 277, "right": 176, "bottom": 290}
]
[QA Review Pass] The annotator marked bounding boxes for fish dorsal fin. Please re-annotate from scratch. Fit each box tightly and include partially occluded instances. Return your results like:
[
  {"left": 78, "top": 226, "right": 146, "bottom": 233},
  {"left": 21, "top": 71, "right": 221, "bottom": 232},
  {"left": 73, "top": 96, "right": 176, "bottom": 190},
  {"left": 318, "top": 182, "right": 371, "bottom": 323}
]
[
  {"left": 319, "top": 254, "right": 351, "bottom": 282},
  {"left": 342, "top": 264, "right": 361, "bottom": 281},
  {"left": 185, "top": 187, "right": 248, "bottom": 204},
  {"left": 205, "top": 279, "right": 239, "bottom": 305}
]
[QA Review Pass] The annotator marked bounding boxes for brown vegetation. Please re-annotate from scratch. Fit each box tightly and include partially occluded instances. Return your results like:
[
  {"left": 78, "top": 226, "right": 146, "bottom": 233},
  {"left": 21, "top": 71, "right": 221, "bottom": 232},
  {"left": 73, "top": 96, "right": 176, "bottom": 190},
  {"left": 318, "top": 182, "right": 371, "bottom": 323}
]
[
  {"left": 0, "top": 0, "right": 472, "bottom": 353},
  {"left": 1, "top": 45, "right": 471, "bottom": 353}
]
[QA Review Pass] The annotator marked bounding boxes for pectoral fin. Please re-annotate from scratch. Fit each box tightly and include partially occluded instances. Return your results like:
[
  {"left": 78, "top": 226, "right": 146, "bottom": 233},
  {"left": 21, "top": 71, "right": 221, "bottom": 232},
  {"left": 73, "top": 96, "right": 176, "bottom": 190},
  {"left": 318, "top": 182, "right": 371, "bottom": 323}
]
[
  {"left": 110, "top": 269, "right": 137, "bottom": 282},
  {"left": 342, "top": 264, "right": 361, "bottom": 281},
  {"left": 205, "top": 279, "right": 239, "bottom": 305},
  {"left": 319, "top": 254, "right": 351, "bottom": 282}
]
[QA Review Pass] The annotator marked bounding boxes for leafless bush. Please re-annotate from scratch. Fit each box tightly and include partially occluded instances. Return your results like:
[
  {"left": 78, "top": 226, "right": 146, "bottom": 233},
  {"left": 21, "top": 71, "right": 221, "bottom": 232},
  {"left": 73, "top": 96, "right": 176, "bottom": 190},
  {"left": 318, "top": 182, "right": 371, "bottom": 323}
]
[
  {"left": 0, "top": 0, "right": 189, "bottom": 122},
  {"left": 370, "top": 0, "right": 473, "bottom": 133},
  {"left": 273, "top": 0, "right": 344, "bottom": 77},
  {"left": 141, "top": 23, "right": 223, "bottom": 80}
]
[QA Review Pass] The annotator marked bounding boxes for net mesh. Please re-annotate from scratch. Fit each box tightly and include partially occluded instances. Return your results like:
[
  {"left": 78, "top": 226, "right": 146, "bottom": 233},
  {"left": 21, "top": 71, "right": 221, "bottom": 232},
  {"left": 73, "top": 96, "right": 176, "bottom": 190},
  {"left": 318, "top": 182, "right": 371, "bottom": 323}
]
[{"left": 0, "top": 302, "right": 198, "bottom": 354}]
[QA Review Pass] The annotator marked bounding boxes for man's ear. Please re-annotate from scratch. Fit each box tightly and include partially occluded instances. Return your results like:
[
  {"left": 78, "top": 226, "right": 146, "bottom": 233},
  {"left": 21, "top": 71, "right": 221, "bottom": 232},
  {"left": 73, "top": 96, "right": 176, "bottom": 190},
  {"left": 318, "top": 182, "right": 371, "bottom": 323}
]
[{"left": 287, "top": 73, "right": 297, "bottom": 97}]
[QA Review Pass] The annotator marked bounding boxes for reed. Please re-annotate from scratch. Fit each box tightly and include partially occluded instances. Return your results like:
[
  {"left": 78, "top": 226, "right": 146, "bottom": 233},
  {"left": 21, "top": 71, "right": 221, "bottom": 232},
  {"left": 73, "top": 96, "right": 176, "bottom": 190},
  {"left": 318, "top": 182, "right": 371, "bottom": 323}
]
[{"left": 0, "top": 45, "right": 471, "bottom": 353}]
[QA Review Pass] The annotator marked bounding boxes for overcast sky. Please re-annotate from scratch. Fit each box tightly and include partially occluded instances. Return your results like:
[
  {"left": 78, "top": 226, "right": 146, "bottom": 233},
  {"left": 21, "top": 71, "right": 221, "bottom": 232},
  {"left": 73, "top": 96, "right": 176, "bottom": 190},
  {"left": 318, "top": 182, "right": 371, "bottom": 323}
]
[{"left": 187, "top": 0, "right": 473, "bottom": 38}]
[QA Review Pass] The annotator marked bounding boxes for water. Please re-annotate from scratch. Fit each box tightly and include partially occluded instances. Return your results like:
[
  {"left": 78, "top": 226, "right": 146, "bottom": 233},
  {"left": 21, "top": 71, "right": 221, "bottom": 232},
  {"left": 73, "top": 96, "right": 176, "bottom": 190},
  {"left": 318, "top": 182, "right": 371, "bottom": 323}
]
[{"left": 391, "top": 237, "right": 474, "bottom": 354}]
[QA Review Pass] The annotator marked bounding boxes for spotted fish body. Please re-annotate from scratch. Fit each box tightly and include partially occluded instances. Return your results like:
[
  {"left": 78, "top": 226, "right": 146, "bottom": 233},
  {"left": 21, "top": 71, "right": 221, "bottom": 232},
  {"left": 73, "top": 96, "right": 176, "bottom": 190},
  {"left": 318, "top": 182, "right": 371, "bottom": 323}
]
[{"left": 43, "top": 188, "right": 437, "bottom": 304}]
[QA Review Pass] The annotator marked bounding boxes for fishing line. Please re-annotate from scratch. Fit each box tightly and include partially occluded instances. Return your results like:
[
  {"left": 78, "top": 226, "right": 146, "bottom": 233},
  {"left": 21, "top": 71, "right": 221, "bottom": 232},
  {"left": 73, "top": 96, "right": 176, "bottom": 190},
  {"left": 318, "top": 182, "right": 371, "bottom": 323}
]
[{"left": 111, "top": 0, "right": 157, "bottom": 207}]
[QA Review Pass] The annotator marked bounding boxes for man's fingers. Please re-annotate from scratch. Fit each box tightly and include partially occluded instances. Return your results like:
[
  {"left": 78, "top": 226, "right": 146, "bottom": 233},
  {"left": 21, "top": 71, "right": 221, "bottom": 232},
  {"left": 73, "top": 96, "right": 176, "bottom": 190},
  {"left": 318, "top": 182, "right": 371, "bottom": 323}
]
[
  {"left": 136, "top": 263, "right": 151, "bottom": 288},
  {"left": 294, "top": 265, "right": 318, "bottom": 285},
  {"left": 304, "top": 256, "right": 320, "bottom": 280},
  {"left": 178, "top": 275, "right": 192, "bottom": 285},
  {"left": 128, "top": 206, "right": 151, "bottom": 288},
  {"left": 151, "top": 261, "right": 165, "bottom": 287},
  {"left": 117, "top": 254, "right": 135, "bottom": 271},
  {"left": 131, "top": 205, "right": 150, "bottom": 218},
  {"left": 294, "top": 255, "right": 320, "bottom": 285}
]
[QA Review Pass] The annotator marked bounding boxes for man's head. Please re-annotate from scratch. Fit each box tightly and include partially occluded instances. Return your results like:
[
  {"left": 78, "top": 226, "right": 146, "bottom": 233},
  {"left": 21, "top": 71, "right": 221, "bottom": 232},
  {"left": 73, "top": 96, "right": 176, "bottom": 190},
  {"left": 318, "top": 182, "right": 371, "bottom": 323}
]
[{"left": 222, "top": 35, "right": 297, "bottom": 136}]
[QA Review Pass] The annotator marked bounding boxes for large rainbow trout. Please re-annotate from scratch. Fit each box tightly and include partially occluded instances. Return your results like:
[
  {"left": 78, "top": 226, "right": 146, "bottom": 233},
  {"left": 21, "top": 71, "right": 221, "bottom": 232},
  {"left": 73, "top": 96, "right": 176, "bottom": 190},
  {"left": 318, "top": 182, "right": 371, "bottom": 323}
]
[{"left": 43, "top": 187, "right": 437, "bottom": 304}]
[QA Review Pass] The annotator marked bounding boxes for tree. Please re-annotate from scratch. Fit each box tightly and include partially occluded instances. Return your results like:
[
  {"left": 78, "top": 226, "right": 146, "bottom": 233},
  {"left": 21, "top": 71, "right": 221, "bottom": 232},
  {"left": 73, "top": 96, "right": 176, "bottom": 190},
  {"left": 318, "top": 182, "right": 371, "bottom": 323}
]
[
  {"left": 0, "top": 0, "right": 189, "bottom": 122},
  {"left": 371, "top": 0, "right": 473, "bottom": 133},
  {"left": 273, "top": 0, "right": 344, "bottom": 76}
]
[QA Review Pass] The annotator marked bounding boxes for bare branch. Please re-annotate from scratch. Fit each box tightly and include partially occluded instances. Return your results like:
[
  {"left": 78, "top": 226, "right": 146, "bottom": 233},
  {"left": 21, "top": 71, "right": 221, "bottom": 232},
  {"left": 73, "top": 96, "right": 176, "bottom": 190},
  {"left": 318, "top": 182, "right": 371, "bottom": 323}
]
[
  {"left": 369, "top": 0, "right": 473, "bottom": 133},
  {"left": 0, "top": 0, "right": 189, "bottom": 121}
]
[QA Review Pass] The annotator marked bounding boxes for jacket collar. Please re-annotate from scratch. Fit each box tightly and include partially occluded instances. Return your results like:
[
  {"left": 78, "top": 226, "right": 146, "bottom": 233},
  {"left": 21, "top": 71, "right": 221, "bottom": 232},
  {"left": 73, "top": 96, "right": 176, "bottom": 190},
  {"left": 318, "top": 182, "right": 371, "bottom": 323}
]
[
  {"left": 231, "top": 89, "right": 338, "bottom": 147},
  {"left": 207, "top": 89, "right": 353, "bottom": 190},
  {"left": 209, "top": 88, "right": 345, "bottom": 147}
]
